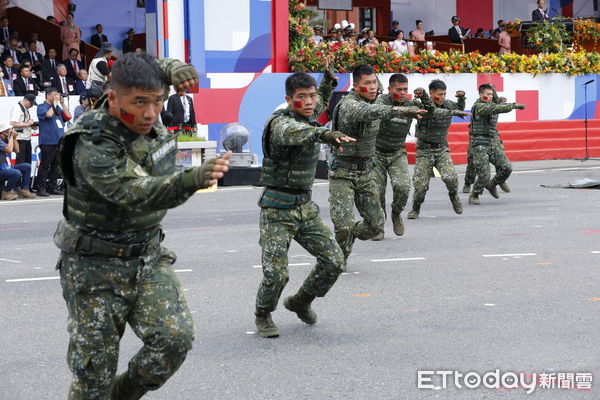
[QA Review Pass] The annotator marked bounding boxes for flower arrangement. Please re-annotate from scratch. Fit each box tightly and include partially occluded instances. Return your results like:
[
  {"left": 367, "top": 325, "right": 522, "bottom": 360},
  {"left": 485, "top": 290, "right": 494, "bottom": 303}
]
[
  {"left": 505, "top": 19, "right": 522, "bottom": 34},
  {"left": 526, "top": 20, "right": 571, "bottom": 53},
  {"left": 289, "top": 44, "right": 600, "bottom": 75},
  {"left": 289, "top": 0, "right": 317, "bottom": 52},
  {"left": 573, "top": 18, "right": 600, "bottom": 51}
]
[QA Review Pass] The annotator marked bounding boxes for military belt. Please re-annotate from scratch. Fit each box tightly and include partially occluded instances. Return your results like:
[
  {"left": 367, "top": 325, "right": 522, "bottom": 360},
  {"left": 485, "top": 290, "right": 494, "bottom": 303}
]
[
  {"left": 417, "top": 140, "right": 447, "bottom": 149},
  {"left": 54, "top": 220, "right": 162, "bottom": 258},
  {"left": 258, "top": 188, "right": 312, "bottom": 209},
  {"left": 376, "top": 146, "right": 403, "bottom": 154},
  {"left": 332, "top": 157, "right": 373, "bottom": 171},
  {"left": 266, "top": 186, "right": 311, "bottom": 195}
]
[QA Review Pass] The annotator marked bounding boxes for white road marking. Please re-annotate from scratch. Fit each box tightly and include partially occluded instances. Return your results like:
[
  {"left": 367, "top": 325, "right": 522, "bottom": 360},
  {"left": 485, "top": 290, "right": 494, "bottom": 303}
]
[
  {"left": 482, "top": 253, "right": 536, "bottom": 258},
  {"left": 225, "top": 250, "right": 239, "bottom": 253},
  {"left": 6, "top": 269, "right": 193, "bottom": 283},
  {"left": 484, "top": 303, "right": 496, "bottom": 307},
  {"left": 251, "top": 263, "right": 311, "bottom": 268},
  {"left": 592, "top": 251, "right": 600, "bottom": 254},
  {"left": 341, "top": 271, "right": 360, "bottom": 275},
  {"left": 246, "top": 331, "right": 256, "bottom": 335},
  {"left": 371, "top": 257, "right": 426, "bottom": 262},
  {"left": 0, "top": 258, "right": 21, "bottom": 263},
  {"left": 0, "top": 198, "right": 63, "bottom": 205}
]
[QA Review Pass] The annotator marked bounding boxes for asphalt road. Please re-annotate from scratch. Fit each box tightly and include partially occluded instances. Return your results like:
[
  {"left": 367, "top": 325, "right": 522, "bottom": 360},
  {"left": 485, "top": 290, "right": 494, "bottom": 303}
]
[{"left": 2, "top": 159, "right": 600, "bottom": 400}]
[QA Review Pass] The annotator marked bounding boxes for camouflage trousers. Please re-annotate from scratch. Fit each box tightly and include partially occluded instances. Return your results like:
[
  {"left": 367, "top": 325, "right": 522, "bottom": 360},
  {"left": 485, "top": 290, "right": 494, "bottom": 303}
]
[
  {"left": 411, "top": 147, "right": 458, "bottom": 210},
  {"left": 256, "top": 200, "right": 344, "bottom": 314},
  {"left": 59, "top": 247, "right": 194, "bottom": 400},
  {"left": 374, "top": 148, "right": 410, "bottom": 218},
  {"left": 464, "top": 138, "right": 510, "bottom": 186},
  {"left": 471, "top": 138, "right": 513, "bottom": 194},
  {"left": 328, "top": 161, "right": 385, "bottom": 261}
]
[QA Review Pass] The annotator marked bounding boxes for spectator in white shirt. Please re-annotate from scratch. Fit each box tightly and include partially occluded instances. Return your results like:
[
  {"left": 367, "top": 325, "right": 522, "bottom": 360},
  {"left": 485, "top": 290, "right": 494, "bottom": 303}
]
[{"left": 392, "top": 30, "right": 409, "bottom": 56}]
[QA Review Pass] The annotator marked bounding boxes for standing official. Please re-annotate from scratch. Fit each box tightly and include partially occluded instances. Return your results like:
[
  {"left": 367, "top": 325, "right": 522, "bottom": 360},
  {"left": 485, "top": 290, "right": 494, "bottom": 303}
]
[
  {"left": 329, "top": 65, "right": 425, "bottom": 267},
  {"left": 468, "top": 84, "right": 525, "bottom": 204},
  {"left": 10, "top": 93, "right": 37, "bottom": 165},
  {"left": 53, "top": 53, "right": 231, "bottom": 399},
  {"left": 407, "top": 80, "right": 469, "bottom": 219},
  {"left": 254, "top": 71, "right": 353, "bottom": 338}
]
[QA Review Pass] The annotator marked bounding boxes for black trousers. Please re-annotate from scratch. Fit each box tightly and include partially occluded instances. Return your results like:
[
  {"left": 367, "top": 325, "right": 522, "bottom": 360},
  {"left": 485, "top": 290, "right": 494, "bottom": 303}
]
[
  {"left": 15, "top": 140, "right": 32, "bottom": 165},
  {"left": 37, "top": 144, "right": 59, "bottom": 191}
]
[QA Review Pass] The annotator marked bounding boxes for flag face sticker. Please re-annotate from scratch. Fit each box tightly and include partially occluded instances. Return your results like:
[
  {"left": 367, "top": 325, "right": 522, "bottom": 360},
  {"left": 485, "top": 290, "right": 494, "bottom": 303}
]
[
  {"left": 360, "top": 86, "right": 368, "bottom": 92},
  {"left": 293, "top": 101, "right": 302, "bottom": 108},
  {"left": 120, "top": 109, "right": 135, "bottom": 124}
]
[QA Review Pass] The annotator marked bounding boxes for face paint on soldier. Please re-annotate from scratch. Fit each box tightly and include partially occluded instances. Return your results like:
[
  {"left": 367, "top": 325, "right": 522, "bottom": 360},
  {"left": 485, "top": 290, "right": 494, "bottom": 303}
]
[
  {"left": 429, "top": 89, "right": 446, "bottom": 106},
  {"left": 389, "top": 82, "right": 408, "bottom": 102},
  {"left": 286, "top": 86, "right": 317, "bottom": 118},
  {"left": 107, "top": 87, "right": 165, "bottom": 135},
  {"left": 480, "top": 89, "right": 493, "bottom": 102},
  {"left": 353, "top": 74, "right": 378, "bottom": 100}
]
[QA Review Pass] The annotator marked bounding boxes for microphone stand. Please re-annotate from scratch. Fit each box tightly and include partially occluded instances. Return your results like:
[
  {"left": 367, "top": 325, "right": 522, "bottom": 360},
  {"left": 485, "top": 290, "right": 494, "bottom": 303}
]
[{"left": 580, "top": 78, "right": 598, "bottom": 161}]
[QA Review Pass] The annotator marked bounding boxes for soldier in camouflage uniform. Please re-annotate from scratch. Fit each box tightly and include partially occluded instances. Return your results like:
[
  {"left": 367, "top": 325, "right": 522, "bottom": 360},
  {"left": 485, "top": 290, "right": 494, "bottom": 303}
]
[
  {"left": 53, "top": 53, "right": 232, "bottom": 400},
  {"left": 407, "top": 79, "right": 470, "bottom": 219},
  {"left": 463, "top": 94, "right": 511, "bottom": 194},
  {"left": 468, "top": 84, "right": 525, "bottom": 205},
  {"left": 254, "top": 71, "right": 354, "bottom": 338},
  {"left": 329, "top": 65, "right": 425, "bottom": 265}
]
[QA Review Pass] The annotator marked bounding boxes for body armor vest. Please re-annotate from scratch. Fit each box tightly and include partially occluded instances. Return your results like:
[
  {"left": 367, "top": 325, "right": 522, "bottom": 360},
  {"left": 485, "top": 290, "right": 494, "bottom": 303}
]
[
  {"left": 260, "top": 109, "right": 319, "bottom": 191},
  {"left": 376, "top": 94, "right": 412, "bottom": 151},
  {"left": 332, "top": 91, "right": 380, "bottom": 158},
  {"left": 416, "top": 100, "right": 453, "bottom": 144},
  {"left": 59, "top": 110, "right": 177, "bottom": 232}
]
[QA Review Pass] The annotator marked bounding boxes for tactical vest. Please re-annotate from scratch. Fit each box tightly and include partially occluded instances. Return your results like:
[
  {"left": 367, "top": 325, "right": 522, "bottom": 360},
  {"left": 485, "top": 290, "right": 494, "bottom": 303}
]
[
  {"left": 260, "top": 109, "right": 320, "bottom": 191},
  {"left": 415, "top": 100, "right": 453, "bottom": 144},
  {"left": 469, "top": 100, "right": 501, "bottom": 146},
  {"left": 376, "top": 94, "right": 412, "bottom": 151},
  {"left": 332, "top": 91, "right": 380, "bottom": 158},
  {"left": 59, "top": 109, "right": 177, "bottom": 232}
]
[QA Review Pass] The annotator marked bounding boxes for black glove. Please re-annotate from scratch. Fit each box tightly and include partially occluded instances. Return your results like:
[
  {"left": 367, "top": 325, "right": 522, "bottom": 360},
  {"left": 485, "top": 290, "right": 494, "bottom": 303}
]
[
  {"left": 170, "top": 60, "right": 199, "bottom": 88},
  {"left": 320, "top": 130, "right": 347, "bottom": 150},
  {"left": 323, "top": 70, "right": 338, "bottom": 88},
  {"left": 514, "top": 103, "right": 526, "bottom": 110},
  {"left": 192, "top": 158, "right": 217, "bottom": 189}
]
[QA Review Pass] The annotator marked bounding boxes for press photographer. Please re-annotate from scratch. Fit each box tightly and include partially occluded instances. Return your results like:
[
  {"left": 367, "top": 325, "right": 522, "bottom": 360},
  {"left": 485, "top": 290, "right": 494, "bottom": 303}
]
[{"left": 10, "top": 93, "right": 37, "bottom": 165}]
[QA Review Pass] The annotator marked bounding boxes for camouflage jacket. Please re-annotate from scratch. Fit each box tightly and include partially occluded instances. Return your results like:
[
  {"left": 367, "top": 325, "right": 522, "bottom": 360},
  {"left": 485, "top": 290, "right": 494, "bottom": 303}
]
[
  {"left": 470, "top": 98, "right": 518, "bottom": 142},
  {"left": 415, "top": 96, "right": 465, "bottom": 145},
  {"left": 374, "top": 94, "right": 419, "bottom": 151}
]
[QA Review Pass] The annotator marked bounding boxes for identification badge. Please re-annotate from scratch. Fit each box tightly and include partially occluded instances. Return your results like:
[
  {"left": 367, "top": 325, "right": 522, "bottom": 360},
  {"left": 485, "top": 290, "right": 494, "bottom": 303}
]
[
  {"left": 56, "top": 119, "right": 63, "bottom": 129},
  {"left": 28, "top": 84, "right": 33, "bottom": 90},
  {"left": 11, "top": 74, "right": 16, "bottom": 80},
  {"left": 31, "top": 73, "right": 37, "bottom": 78},
  {"left": 68, "top": 85, "right": 73, "bottom": 92}
]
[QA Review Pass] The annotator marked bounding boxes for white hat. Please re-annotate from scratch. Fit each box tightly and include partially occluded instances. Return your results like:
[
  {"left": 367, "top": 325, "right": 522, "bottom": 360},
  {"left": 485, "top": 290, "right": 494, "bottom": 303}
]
[
  {"left": 0, "top": 120, "right": 11, "bottom": 133},
  {"left": 334, "top": 23, "right": 341, "bottom": 30},
  {"left": 348, "top": 23, "right": 355, "bottom": 30},
  {"left": 341, "top": 20, "right": 349, "bottom": 29}
]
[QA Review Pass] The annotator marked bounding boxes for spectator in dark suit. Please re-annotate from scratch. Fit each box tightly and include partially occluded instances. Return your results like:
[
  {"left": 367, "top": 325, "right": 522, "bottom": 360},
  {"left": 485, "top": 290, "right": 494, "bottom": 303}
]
[
  {"left": 13, "top": 65, "right": 39, "bottom": 96},
  {"left": 448, "top": 16, "right": 469, "bottom": 44},
  {"left": 29, "top": 31, "right": 46, "bottom": 57},
  {"left": 41, "top": 48, "right": 59, "bottom": 83},
  {"left": 21, "top": 60, "right": 42, "bottom": 89},
  {"left": 3, "top": 39, "right": 22, "bottom": 65},
  {"left": 166, "top": 88, "right": 197, "bottom": 130},
  {"left": 532, "top": 0, "right": 549, "bottom": 21},
  {"left": 388, "top": 21, "right": 401, "bottom": 38},
  {"left": 74, "top": 69, "right": 87, "bottom": 95},
  {"left": 50, "top": 64, "right": 77, "bottom": 96},
  {"left": 2, "top": 55, "right": 16, "bottom": 88},
  {"left": 90, "top": 24, "right": 108, "bottom": 48},
  {"left": 63, "top": 48, "right": 84, "bottom": 80},
  {"left": 0, "top": 16, "right": 11, "bottom": 47},
  {"left": 23, "top": 41, "right": 43, "bottom": 71}
]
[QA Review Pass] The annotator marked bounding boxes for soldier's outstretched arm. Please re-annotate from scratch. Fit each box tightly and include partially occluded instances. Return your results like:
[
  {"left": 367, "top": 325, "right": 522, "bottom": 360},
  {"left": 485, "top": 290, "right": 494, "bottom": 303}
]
[
  {"left": 270, "top": 117, "right": 329, "bottom": 146},
  {"left": 73, "top": 137, "right": 230, "bottom": 211},
  {"left": 158, "top": 58, "right": 199, "bottom": 92},
  {"left": 315, "top": 70, "right": 338, "bottom": 116},
  {"left": 472, "top": 102, "right": 525, "bottom": 116}
]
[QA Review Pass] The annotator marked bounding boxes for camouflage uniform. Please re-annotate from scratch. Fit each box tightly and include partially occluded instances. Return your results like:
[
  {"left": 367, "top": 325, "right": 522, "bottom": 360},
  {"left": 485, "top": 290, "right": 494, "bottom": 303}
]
[
  {"left": 373, "top": 94, "right": 415, "bottom": 220},
  {"left": 255, "top": 74, "right": 344, "bottom": 316},
  {"left": 329, "top": 90, "right": 421, "bottom": 261},
  {"left": 409, "top": 93, "right": 465, "bottom": 215},
  {"left": 53, "top": 60, "right": 206, "bottom": 400},
  {"left": 469, "top": 96, "right": 519, "bottom": 196}
]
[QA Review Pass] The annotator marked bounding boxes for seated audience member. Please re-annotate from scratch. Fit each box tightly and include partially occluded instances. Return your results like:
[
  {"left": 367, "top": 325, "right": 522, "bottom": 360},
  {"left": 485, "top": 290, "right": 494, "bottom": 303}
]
[
  {"left": 3, "top": 38, "right": 22, "bottom": 65},
  {"left": 10, "top": 93, "right": 37, "bottom": 165},
  {"left": 51, "top": 64, "right": 77, "bottom": 95},
  {"left": 388, "top": 20, "right": 401, "bottom": 38},
  {"left": 0, "top": 16, "right": 11, "bottom": 47},
  {"left": 358, "top": 28, "right": 370, "bottom": 46},
  {"left": 10, "top": 30, "right": 25, "bottom": 52},
  {"left": 392, "top": 30, "right": 409, "bottom": 56},
  {"left": 13, "top": 64, "right": 39, "bottom": 96},
  {"left": 63, "top": 48, "right": 84, "bottom": 80},
  {"left": 498, "top": 28, "right": 511, "bottom": 54},
  {"left": 29, "top": 31, "right": 46, "bottom": 57},
  {"left": 346, "top": 30, "right": 358, "bottom": 43},
  {"left": 0, "top": 122, "right": 35, "bottom": 200},
  {"left": 492, "top": 20, "right": 505, "bottom": 38},
  {"left": 23, "top": 41, "right": 43, "bottom": 71},
  {"left": 367, "top": 29, "right": 379, "bottom": 45},
  {"left": 311, "top": 25, "right": 324, "bottom": 44},
  {"left": 473, "top": 28, "right": 487, "bottom": 38},
  {"left": 2, "top": 55, "right": 16, "bottom": 87},
  {"left": 412, "top": 20, "right": 426, "bottom": 41},
  {"left": 73, "top": 93, "right": 90, "bottom": 121},
  {"left": 90, "top": 24, "right": 108, "bottom": 48},
  {"left": 41, "top": 48, "right": 59, "bottom": 83},
  {"left": 46, "top": 16, "right": 57, "bottom": 24},
  {"left": 75, "top": 69, "right": 87, "bottom": 95},
  {"left": 20, "top": 60, "right": 41, "bottom": 88},
  {"left": 448, "top": 16, "right": 469, "bottom": 44}
]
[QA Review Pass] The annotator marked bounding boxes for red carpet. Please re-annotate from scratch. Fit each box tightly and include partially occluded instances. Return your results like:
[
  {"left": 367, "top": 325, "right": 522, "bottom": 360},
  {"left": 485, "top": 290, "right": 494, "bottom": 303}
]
[{"left": 406, "top": 119, "right": 600, "bottom": 164}]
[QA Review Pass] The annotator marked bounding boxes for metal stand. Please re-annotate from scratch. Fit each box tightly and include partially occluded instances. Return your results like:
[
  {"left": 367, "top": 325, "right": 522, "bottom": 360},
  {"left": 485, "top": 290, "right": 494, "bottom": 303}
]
[{"left": 581, "top": 79, "right": 599, "bottom": 161}]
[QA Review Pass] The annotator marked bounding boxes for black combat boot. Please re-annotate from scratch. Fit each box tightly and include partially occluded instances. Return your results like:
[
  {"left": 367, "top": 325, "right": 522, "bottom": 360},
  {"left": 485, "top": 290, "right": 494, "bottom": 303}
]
[
  {"left": 255, "top": 312, "right": 279, "bottom": 338},
  {"left": 449, "top": 191, "right": 463, "bottom": 214},
  {"left": 462, "top": 183, "right": 471, "bottom": 193},
  {"left": 484, "top": 179, "right": 499, "bottom": 199},
  {"left": 468, "top": 192, "right": 480, "bottom": 205},
  {"left": 499, "top": 181, "right": 511, "bottom": 193},
  {"left": 110, "top": 372, "right": 147, "bottom": 400},
  {"left": 391, "top": 212, "right": 404, "bottom": 236},
  {"left": 284, "top": 290, "right": 317, "bottom": 325}
]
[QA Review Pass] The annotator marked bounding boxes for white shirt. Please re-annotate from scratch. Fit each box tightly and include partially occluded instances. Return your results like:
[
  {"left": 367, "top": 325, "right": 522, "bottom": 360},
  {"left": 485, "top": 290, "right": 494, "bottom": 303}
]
[
  {"left": 10, "top": 101, "right": 33, "bottom": 141},
  {"left": 35, "top": 40, "right": 46, "bottom": 57},
  {"left": 538, "top": 8, "right": 547, "bottom": 19},
  {"left": 180, "top": 95, "right": 190, "bottom": 123},
  {"left": 392, "top": 39, "right": 408, "bottom": 56},
  {"left": 310, "top": 35, "right": 323, "bottom": 44},
  {"left": 455, "top": 25, "right": 462, "bottom": 37}
]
